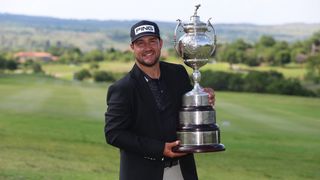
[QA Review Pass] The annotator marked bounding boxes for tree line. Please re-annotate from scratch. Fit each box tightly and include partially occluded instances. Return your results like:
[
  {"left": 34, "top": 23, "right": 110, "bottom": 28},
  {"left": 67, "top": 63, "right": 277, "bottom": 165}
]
[
  {"left": 167, "top": 31, "right": 320, "bottom": 83},
  {"left": 1, "top": 31, "right": 319, "bottom": 96}
]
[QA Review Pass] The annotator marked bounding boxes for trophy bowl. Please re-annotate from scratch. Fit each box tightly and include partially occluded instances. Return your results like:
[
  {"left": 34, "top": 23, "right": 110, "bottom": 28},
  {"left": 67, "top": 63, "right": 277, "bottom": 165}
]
[{"left": 173, "top": 4, "right": 225, "bottom": 153}]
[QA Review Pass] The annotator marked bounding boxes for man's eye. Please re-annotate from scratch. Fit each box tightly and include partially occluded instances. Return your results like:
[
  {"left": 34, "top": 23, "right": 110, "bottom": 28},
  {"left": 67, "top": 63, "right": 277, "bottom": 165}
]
[
  {"left": 136, "top": 42, "right": 144, "bottom": 46},
  {"left": 150, "top": 40, "right": 157, "bottom": 44}
]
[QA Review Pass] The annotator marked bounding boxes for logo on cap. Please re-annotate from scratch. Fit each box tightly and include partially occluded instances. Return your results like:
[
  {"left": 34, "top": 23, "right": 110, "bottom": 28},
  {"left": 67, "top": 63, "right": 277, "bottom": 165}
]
[{"left": 135, "top": 25, "right": 155, "bottom": 35}]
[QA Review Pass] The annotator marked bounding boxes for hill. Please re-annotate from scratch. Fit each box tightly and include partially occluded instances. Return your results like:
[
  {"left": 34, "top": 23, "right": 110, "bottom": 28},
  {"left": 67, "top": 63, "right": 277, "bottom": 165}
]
[{"left": 1, "top": 13, "right": 320, "bottom": 51}]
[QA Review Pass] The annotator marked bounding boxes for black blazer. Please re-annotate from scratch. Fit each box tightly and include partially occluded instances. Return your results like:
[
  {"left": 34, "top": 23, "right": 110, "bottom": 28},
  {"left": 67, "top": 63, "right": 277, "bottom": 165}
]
[{"left": 105, "top": 61, "right": 198, "bottom": 180}]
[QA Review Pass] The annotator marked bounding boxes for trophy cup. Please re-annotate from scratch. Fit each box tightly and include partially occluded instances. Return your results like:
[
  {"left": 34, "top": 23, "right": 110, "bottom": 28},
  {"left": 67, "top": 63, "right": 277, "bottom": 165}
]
[{"left": 173, "top": 4, "right": 225, "bottom": 153}]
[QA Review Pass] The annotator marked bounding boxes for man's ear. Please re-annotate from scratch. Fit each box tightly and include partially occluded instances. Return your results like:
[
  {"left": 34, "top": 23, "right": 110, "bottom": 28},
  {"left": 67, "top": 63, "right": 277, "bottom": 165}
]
[{"left": 130, "top": 43, "right": 134, "bottom": 50}]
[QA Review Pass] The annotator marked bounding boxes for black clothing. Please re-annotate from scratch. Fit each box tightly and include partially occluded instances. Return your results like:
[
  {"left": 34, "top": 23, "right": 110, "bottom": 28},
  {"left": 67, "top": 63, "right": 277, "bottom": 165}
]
[
  {"left": 143, "top": 73, "right": 167, "bottom": 110},
  {"left": 105, "top": 61, "right": 197, "bottom": 180}
]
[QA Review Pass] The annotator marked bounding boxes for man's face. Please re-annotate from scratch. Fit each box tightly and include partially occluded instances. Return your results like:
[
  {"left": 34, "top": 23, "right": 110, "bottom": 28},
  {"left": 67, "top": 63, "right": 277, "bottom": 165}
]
[{"left": 130, "top": 35, "right": 163, "bottom": 67}]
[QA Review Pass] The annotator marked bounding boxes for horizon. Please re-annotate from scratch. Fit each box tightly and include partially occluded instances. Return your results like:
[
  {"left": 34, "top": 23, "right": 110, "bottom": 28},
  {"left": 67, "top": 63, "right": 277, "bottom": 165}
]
[{"left": 1, "top": 0, "right": 320, "bottom": 25}]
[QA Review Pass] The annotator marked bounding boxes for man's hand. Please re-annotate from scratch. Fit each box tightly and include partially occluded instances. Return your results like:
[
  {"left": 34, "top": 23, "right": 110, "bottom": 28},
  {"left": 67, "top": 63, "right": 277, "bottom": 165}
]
[
  {"left": 203, "top": 87, "right": 215, "bottom": 106},
  {"left": 163, "top": 141, "right": 187, "bottom": 158}
]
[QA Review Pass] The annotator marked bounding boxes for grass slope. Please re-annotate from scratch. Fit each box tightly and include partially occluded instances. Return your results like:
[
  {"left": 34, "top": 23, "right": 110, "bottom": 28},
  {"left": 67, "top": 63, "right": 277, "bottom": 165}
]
[
  {"left": 0, "top": 74, "right": 319, "bottom": 179},
  {"left": 0, "top": 74, "right": 118, "bottom": 179}
]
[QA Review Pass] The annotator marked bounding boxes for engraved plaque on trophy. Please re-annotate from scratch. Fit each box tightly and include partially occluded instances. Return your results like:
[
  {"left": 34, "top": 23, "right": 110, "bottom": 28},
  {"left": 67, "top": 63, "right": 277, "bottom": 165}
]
[{"left": 173, "top": 4, "right": 225, "bottom": 153}]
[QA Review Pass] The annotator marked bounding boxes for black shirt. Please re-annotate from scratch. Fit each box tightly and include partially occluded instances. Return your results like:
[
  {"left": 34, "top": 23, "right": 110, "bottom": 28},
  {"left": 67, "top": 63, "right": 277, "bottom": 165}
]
[{"left": 143, "top": 74, "right": 167, "bottom": 111}]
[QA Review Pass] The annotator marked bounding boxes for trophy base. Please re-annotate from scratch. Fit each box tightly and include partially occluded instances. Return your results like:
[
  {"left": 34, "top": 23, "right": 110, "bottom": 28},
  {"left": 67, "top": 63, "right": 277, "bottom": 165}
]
[{"left": 172, "top": 144, "right": 225, "bottom": 153}]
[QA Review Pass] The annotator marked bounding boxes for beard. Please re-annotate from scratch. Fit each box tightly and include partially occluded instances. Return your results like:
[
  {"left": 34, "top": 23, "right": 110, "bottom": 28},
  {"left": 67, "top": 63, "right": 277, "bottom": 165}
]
[{"left": 135, "top": 54, "right": 160, "bottom": 67}]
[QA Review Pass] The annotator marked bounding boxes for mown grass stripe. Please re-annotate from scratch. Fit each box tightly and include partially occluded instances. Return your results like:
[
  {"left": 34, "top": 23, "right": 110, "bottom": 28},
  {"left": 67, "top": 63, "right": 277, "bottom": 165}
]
[{"left": 0, "top": 74, "right": 319, "bottom": 179}]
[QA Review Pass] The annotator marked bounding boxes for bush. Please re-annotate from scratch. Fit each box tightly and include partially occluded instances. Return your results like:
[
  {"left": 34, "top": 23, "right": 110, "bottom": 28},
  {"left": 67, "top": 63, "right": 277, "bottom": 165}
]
[
  {"left": 5, "top": 60, "right": 18, "bottom": 71},
  {"left": 93, "top": 71, "right": 115, "bottom": 82},
  {"left": 267, "top": 79, "right": 315, "bottom": 96},
  {"left": 199, "top": 70, "right": 313, "bottom": 97},
  {"left": 74, "top": 69, "right": 91, "bottom": 81},
  {"left": 228, "top": 74, "right": 245, "bottom": 91},
  {"left": 0, "top": 55, "right": 6, "bottom": 70},
  {"left": 201, "top": 70, "right": 244, "bottom": 91},
  {"left": 32, "top": 63, "right": 44, "bottom": 74},
  {"left": 89, "top": 63, "right": 99, "bottom": 70},
  {"left": 243, "top": 71, "right": 283, "bottom": 92},
  {"left": 305, "top": 55, "right": 320, "bottom": 84},
  {"left": 243, "top": 57, "right": 261, "bottom": 67},
  {"left": 201, "top": 71, "right": 232, "bottom": 90}
]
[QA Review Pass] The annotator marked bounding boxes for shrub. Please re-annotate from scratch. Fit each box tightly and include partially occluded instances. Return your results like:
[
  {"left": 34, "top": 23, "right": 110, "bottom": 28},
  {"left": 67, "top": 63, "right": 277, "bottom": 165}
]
[
  {"left": 228, "top": 74, "right": 245, "bottom": 91},
  {"left": 5, "top": 60, "right": 18, "bottom": 71},
  {"left": 0, "top": 55, "right": 6, "bottom": 70},
  {"left": 243, "top": 71, "right": 283, "bottom": 92},
  {"left": 200, "top": 70, "right": 244, "bottom": 91},
  {"left": 32, "top": 63, "right": 44, "bottom": 74},
  {"left": 267, "top": 79, "right": 315, "bottom": 96},
  {"left": 201, "top": 70, "right": 233, "bottom": 90},
  {"left": 89, "top": 63, "right": 99, "bottom": 70},
  {"left": 93, "top": 70, "right": 115, "bottom": 82},
  {"left": 74, "top": 69, "right": 91, "bottom": 81},
  {"left": 194, "top": 69, "right": 313, "bottom": 97}
]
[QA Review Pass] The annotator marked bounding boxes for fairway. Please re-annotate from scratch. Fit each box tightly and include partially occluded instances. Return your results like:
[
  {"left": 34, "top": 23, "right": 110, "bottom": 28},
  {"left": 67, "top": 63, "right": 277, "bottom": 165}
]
[{"left": 0, "top": 74, "right": 319, "bottom": 179}]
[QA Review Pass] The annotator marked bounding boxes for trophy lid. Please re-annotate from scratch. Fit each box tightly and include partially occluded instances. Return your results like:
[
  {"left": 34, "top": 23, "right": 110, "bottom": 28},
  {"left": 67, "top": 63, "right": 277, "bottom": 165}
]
[{"left": 183, "top": 4, "right": 208, "bottom": 33}]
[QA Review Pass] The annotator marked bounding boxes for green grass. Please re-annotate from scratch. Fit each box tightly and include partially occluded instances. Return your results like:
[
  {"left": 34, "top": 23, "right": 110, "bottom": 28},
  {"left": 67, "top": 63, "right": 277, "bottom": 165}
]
[
  {"left": 42, "top": 61, "right": 135, "bottom": 81},
  {"left": 0, "top": 74, "right": 319, "bottom": 179},
  {"left": 0, "top": 74, "right": 118, "bottom": 179},
  {"left": 42, "top": 63, "right": 89, "bottom": 80},
  {"left": 196, "top": 93, "right": 320, "bottom": 179}
]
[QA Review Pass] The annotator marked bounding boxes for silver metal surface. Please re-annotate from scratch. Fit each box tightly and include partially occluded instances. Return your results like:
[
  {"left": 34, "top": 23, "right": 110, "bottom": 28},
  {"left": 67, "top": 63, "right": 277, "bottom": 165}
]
[
  {"left": 177, "top": 131, "right": 219, "bottom": 145},
  {"left": 174, "top": 4, "right": 217, "bottom": 96},
  {"left": 179, "top": 111, "right": 215, "bottom": 125},
  {"left": 174, "top": 5, "right": 224, "bottom": 152},
  {"left": 182, "top": 90, "right": 209, "bottom": 106}
]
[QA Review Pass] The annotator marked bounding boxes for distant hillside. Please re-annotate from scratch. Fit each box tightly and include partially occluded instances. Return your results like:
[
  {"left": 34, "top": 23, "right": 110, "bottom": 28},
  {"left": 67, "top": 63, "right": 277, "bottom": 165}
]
[{"left": 1, "top": 13, "right": 320, "bottom": 51}]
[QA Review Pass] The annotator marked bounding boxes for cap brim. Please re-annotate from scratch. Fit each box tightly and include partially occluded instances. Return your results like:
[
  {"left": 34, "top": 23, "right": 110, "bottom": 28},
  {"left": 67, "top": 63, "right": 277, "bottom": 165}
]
[{"left": 131, "top": 33, "right": 160, "bottom": 43}]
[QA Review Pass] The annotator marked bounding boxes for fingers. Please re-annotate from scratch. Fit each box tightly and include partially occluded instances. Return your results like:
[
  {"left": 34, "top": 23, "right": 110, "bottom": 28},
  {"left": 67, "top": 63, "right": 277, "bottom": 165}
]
[
  {"left": 203, "top": 87, "right": 215, "bottom": 106},
  {"left": 163, "top": 141, "right": 187, "bottom": 158}
]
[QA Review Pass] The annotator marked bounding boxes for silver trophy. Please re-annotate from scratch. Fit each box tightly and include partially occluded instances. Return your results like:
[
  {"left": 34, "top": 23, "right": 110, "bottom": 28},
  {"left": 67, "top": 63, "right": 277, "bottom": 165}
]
[{"left": 173, "top": 4, "right": 225, "bottom": 153}]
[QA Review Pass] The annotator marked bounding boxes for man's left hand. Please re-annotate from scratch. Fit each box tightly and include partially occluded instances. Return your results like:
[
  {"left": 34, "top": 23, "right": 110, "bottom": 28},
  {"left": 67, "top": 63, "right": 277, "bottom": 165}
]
[{"left": 203, "top": 88, "right": 215, "bottom": 106}]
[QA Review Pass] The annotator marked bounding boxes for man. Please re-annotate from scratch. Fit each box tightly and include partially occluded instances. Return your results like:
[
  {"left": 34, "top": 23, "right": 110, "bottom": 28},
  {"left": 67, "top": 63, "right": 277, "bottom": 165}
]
[{"left": 105, "top": 20, "right": 214, "bottom": 180}]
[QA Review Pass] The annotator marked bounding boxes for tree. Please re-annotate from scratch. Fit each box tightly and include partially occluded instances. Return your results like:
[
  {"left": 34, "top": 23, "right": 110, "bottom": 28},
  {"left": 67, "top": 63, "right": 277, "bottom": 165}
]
[
  {"left": 0, "top": 55, "right": 6, "bottom": 70},
  {"left": 219, "top": 44, "right": 241, "bottom": 69},
  {"left": 233, "top": 39, "right": 252, "bottom": 50},
  {"left": 32, "top": 63, "right": 44, "bottom": 74},
  {"left": 257, "top": 35, "right": 276, "bottom": 47},
  {"left": 306, "top": 54, "right": 320, "bottom": 83},
  {"left": 274, "top": 41, "right": 289, "bottom": 50},
  {"left": 243, "top": 49, "right": 261, "bottom": 66},
  {"left": 5, "top": 60, "right": 18, "bottom": 71},
  {"left": 59, "top": 50, "right": 82, "bottom": 64},
  {"left": 47, "top": 45, "right": 65, "bottom": 56},
  {"left": 83, "top": 50, "right": 104, "bottom": 62},
  {"left": 274, "top": 50, "right": 291, "bottom": 66}
]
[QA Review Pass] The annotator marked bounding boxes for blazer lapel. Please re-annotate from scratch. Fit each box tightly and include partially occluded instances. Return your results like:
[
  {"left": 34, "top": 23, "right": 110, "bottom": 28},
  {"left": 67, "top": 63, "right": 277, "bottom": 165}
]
[{"left": 129, "top": 64, "right": 159, "bottom": 114}]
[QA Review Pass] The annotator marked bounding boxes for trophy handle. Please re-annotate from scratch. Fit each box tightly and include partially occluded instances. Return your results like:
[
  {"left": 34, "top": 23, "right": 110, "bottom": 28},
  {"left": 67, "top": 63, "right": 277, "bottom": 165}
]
[
  {"left": 207, "top": 18, "right": 217, "bottom": 56},
  {"left": 174, "top": 19, "right": 183, "bottom": 56}
]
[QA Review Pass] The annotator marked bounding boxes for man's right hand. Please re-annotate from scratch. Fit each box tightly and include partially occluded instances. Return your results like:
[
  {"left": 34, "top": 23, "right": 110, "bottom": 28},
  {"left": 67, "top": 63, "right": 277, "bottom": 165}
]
[{"left": 163, "top": 141, "right": 187, "bottom": 158}]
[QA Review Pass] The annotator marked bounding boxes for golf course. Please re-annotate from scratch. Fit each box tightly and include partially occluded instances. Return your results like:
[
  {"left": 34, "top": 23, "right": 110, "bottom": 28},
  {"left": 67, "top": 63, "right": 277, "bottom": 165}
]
[{"left": 0, "top": 73, "right": 319, "bottom": 179}]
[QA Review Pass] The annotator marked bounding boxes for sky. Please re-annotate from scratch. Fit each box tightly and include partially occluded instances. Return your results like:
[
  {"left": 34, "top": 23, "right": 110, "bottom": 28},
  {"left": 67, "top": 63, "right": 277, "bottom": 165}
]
[{"left": 0, "top": 0, "right": 320, "bottom": 25}]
